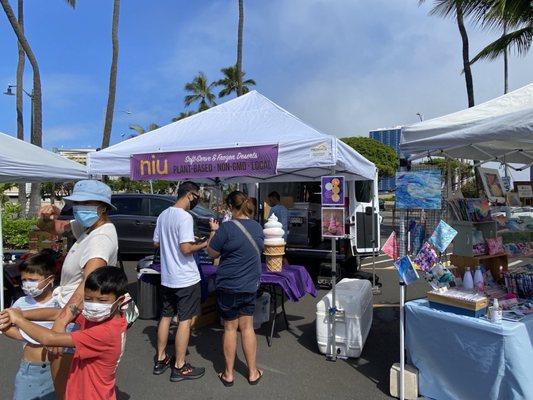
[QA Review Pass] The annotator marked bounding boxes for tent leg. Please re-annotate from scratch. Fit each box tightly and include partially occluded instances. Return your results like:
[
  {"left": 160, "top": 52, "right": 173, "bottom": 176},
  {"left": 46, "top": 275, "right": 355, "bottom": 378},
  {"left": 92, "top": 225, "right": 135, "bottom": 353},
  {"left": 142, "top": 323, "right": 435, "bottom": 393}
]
[
  {"left": 326, "top": 236, "right": 337, "bottom": 361},
  {"left": 0, "top": 204, "right": 4, "bottom": 311},
  {"left": 371, "top": 172, "right": 380, "bottom": 295},
  {"left": 400, "top": 281, "right": 406, "bottom": 400}
]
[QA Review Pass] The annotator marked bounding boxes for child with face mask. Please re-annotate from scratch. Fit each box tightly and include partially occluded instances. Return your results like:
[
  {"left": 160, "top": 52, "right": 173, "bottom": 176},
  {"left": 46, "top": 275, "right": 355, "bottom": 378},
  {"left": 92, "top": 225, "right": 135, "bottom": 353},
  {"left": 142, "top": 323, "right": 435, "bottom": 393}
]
[
  {"left": 0, "top": 267, "right": 129, "bottom": 400},
  {"left": 0, "top": 251, "right": 58, "bottom": 400}
]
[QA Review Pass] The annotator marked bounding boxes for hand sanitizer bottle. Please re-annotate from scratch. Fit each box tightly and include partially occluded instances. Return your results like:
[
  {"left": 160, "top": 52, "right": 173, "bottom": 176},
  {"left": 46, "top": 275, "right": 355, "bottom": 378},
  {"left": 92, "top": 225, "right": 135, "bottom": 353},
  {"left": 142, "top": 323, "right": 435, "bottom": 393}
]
[
  {"left": 474, "top": 266, "right": 485, "bottom": 293},
  {"left": 489, "top": 298, "right": 502, "bottom": 323},
  {"left": 463, "top": 267, "right": 474, "bottom": 291}
]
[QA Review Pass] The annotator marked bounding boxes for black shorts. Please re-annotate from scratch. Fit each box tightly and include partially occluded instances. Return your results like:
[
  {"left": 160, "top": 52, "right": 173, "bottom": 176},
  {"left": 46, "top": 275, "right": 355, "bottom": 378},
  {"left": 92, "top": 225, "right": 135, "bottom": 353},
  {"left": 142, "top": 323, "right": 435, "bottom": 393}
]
[
  {"left": 160, "top": 282, "right": 201, "bottom": 320},
  {"left": 217, "top": 290, "right": 256, "bottom": 321}
]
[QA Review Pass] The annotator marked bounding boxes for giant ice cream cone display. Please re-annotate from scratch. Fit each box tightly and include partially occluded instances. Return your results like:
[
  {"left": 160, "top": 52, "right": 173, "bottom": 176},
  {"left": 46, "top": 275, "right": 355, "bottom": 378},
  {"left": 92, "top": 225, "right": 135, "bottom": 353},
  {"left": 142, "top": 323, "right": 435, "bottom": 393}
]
[{"left": 263, "top": 214, "right": 285, "bottom": 272}]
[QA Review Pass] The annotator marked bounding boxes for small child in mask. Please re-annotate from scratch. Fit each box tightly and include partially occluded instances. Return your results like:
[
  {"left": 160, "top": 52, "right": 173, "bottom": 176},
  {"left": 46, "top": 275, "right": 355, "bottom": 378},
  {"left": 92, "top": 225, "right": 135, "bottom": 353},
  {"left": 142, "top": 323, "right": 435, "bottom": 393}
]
[
  {"left": 1, "top": 267, "right": 129, "bottom": 400},
  {"left": 0, "top": 250, "right": 58, "bottom": 400}
]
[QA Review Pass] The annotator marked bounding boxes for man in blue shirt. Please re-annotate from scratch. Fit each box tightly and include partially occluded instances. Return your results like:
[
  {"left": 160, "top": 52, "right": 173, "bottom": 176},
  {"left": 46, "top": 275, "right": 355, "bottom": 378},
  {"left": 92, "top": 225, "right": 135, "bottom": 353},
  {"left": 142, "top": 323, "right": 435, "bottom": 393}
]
[{"left": 267, "top": 191, "right": 289, "bottom": 241}]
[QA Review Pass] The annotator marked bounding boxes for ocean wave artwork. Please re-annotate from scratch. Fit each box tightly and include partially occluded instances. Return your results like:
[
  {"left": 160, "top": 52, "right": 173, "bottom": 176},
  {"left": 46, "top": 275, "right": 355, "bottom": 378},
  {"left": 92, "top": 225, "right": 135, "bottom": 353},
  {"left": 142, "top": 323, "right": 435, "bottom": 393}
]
[{"left": 395, "top": 170, "right": 442, "bottom": 210}]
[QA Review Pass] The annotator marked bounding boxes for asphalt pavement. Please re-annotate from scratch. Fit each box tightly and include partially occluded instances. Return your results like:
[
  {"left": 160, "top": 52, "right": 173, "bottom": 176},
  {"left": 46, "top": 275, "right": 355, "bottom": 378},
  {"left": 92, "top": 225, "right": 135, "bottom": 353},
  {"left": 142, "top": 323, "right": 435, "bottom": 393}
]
[{"left": 0, "top": 252, "right": 429, "bottom": 400}]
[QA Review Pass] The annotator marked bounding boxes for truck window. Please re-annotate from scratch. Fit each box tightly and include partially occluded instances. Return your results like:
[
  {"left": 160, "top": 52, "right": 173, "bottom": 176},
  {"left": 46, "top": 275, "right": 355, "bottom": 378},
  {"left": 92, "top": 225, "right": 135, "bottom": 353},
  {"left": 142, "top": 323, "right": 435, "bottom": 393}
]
[{"left": 354, "top": 181, "right": 371, "bottom": 203}]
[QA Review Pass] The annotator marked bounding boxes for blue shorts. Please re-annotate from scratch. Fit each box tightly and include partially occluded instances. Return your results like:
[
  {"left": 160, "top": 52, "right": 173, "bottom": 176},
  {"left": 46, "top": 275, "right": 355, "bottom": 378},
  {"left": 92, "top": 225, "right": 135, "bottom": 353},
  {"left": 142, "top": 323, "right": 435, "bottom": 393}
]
[
  {"left": 14, "top": 360, "right": 56, "bottom": 400},
  {"left": 217, "top": 290, "right": 256, "bottom": 321}
]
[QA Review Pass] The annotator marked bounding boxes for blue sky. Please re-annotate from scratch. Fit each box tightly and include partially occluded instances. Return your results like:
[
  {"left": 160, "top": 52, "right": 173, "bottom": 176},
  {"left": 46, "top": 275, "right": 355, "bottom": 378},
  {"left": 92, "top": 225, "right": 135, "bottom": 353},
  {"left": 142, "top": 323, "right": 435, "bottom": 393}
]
[{"left": 1, "top": 0, "right": 532, "bottom": 156}]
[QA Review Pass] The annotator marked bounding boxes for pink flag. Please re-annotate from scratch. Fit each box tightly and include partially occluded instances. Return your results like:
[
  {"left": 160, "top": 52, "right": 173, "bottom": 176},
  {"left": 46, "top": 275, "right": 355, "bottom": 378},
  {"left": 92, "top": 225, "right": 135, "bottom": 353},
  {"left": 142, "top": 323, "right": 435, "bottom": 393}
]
[{"left": 382, "top": 231, "right": 399, "bottom": 260}]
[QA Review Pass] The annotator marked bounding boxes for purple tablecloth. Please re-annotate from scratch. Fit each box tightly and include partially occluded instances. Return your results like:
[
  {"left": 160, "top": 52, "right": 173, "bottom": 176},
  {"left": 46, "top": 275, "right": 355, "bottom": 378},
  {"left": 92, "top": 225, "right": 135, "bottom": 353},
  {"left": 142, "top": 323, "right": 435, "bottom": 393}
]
[
  {"left": 202, "top": 263, "right": 316, "bottom": 301},
  {"left": 145, "top": 263, "right": 317, "bottom": 302}
]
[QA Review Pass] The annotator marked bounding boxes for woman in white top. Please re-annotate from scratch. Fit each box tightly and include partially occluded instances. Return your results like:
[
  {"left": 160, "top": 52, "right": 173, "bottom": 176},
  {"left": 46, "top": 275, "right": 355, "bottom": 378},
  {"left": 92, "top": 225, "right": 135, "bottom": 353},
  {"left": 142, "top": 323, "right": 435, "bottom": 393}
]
[{"left": 33, "top": 179, "right": 118, "bottom": 399}]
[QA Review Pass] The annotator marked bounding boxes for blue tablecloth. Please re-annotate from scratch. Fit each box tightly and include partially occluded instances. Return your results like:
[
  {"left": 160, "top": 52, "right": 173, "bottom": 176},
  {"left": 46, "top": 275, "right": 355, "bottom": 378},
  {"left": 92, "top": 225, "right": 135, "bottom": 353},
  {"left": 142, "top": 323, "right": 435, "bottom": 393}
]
[{"left": 405, "top": 299, "right": 533, "bottom": 400}]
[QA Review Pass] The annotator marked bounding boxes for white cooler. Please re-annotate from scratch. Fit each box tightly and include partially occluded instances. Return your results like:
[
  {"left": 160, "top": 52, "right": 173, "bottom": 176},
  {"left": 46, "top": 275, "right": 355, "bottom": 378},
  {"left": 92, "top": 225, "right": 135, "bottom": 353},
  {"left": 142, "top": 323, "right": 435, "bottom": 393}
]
[{"left": 316, "top": 278, "right": 373, "bottom": 358}]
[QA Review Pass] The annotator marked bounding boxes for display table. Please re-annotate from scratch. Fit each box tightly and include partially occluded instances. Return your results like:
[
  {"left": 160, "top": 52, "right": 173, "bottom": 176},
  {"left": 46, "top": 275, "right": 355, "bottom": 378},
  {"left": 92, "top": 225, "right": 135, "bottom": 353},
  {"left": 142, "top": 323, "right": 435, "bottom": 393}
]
[
  {"left": 405, "top": 299, "right": 533, "bottom": 400},
  {"left": 139, "top": 263, "right": 317, "bottom": 346}
]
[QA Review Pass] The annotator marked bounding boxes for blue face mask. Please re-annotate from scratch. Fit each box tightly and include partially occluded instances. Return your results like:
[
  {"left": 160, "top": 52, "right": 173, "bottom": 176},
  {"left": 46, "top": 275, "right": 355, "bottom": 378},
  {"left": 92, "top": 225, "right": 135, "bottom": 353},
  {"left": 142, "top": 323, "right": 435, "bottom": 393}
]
[{"left": 73, "top": 205, "right": 100, "bottom": 228}]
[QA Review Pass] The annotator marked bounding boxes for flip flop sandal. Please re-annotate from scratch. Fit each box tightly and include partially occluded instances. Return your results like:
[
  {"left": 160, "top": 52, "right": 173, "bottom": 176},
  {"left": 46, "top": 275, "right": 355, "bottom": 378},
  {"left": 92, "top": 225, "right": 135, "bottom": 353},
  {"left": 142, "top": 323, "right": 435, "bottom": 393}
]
[
  {"left": 218, "top": 372, "right": 234, "bottom": 387},
  {"left": 248, "top": 370, "right": 263, "bottom": 385}
]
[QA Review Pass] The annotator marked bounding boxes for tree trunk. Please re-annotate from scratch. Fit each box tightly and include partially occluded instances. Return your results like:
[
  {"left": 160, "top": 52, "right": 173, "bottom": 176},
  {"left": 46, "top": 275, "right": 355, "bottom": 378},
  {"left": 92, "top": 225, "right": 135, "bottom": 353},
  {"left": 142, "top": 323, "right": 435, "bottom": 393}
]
[
  {"left": 16, "top": 0, "right": 27, "bottom": 216},
  {"left": 503, "top": 23, "right": 508, "bottom": 94},
  {"left": 2, "top": 0, "right": 43, "bottom": 217},
  {"left": 101, "top": 0, "right": 120, "bottom": 149},
  {"left": 236, "top": 0, "right": 244, "bottom": 96},
  {"left": 455, "top": 3, "right": 474, "bottom": 108}
]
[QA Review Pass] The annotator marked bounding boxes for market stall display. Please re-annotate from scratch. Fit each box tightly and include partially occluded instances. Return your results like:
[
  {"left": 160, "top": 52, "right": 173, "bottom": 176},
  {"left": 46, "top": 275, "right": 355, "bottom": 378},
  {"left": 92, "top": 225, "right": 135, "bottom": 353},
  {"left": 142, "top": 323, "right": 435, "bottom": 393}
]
[{"left": 0, "top": 131, "right": 87, "bottom": 310}]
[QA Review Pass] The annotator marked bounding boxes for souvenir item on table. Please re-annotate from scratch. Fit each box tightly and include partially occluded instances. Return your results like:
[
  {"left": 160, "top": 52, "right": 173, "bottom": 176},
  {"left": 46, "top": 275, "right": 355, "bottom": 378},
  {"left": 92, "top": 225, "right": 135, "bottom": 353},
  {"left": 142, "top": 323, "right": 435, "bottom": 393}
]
[
  {"left": 486, "top": 236, "right": 504, "bottom": 256},
  {"left": 263, "top": 213, "right": 286, "bottom": 272},
  {"left": 425, "top": 262, "right": 455, "bottom": 290},
  {"left": 429, "top": 220, "right": 457, "bottom": 253},
  {"left": 413, "top": 242, "right": 438, "bottom": 272},
  {"left": 488, "top": 298, "right": 502, "bottom": 323},
  {"left": 393, "top": 256, "right": 419, "bottom": 285},
  {"left": 427, "top": 288, "right": 488, "bottom": 317},
  {"left": 503, "top": 266, "right": 533, "bottom": 299},
  {"left": 381, "top": 231, "right": 399, "bottom": 260},
  {"left": 473, "top": 266, "right": 485, "bottom": 293},
  {"left": 463, "top": 267, "right": 474, "bottom": 290},
  {"left": 468, "top": 199, "right": 492, "bottom": 222},
  {"left": 506, "top": 192, "right": 522, "bottom": 207}
]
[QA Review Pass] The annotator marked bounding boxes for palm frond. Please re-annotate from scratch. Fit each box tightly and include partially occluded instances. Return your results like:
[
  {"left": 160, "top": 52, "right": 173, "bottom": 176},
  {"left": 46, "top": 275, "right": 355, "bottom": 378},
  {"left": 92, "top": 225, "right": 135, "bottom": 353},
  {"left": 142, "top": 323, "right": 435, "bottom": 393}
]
[
  {"left": 129, "top": 124, "right": 145, "bottom": 135},
  {"left": 64, "top": 0, "right": 76, "bottom": 9},
  {"left": 470, "top": 25, "right": 532, "bottom": 63},
  {"left": 147, "top": 123, "right": 160, "bottom": 132}
]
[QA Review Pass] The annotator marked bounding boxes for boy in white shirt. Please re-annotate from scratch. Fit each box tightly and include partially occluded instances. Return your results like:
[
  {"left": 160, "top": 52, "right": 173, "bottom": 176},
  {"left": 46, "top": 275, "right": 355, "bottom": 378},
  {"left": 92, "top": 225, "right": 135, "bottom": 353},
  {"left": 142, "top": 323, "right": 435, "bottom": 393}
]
[
  {"left": 153, "top": 181, "right": 208, "bottom": 382},
  {"left": 1, "top": 251, "right": 59, "bottom": 400}
]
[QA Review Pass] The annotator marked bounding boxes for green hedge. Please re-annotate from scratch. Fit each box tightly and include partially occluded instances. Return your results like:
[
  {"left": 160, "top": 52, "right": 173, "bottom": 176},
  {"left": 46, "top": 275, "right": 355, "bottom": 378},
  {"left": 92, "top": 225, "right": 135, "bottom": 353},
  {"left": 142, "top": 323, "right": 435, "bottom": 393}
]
[{"left": 1, "top": 203, "right": 37, "bottom": 249}]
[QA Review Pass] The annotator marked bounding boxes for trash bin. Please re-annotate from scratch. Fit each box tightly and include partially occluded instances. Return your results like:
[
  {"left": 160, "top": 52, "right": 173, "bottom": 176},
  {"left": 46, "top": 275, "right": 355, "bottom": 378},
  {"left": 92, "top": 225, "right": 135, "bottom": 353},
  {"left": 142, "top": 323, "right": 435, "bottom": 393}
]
[{"left": 137, "top": 272, "right": 161, "bottom": 320}]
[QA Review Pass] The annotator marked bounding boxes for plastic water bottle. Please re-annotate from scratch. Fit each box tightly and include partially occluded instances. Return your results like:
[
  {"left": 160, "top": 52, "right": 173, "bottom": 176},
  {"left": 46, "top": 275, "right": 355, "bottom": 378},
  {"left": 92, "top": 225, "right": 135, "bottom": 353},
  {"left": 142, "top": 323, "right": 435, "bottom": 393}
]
[
  {"left": 489, "top": 298, "right": 502, "bottom": 324},
  {"left": 473, "top": 266, "right": 485, "bottom": 293},
  {"left": 463, "top": 267, "right": 474, "bottom": 291}
]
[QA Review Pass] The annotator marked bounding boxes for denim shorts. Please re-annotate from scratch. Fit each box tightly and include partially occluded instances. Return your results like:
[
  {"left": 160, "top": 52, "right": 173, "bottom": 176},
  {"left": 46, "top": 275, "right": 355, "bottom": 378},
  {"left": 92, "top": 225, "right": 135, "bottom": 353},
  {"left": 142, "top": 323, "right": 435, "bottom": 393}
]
[
  {"left": 13, "top": 360, "right": 56, "bottom": 400},
  {"left": 217, "top": 290, "right": 256, "bottom": 321}
]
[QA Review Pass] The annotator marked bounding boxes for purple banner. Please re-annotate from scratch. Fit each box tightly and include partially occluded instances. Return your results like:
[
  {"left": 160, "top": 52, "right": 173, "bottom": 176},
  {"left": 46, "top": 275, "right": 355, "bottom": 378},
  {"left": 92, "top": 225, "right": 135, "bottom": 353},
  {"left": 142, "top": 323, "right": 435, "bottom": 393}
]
[{"left": 130, "top": 144, "right": 278, "bottom": 181}]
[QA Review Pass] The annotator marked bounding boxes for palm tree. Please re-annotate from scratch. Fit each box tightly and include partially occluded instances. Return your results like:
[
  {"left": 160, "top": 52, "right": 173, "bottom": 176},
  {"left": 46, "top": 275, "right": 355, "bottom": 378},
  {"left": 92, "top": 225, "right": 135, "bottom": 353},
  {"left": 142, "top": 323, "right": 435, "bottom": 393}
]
[
  {"left": 236, "top": 0, "right": 244, "bottom": 96},
  {"left": 2, "top": 0, "right": 44, "bottom": 217},
  {"left": 468, "top": 0, "right": 532, "bottom": 84},
  {"left": 216, "top": 65, "right": 256, "bottom": 98},
  {"left": 184, "top": 72, "right": 217, "bottom": 112},
  {"left": 172, "top": 111, "right": 195, "bottom": 122},
  {"left": 101, "top": 0, "right": 120, "bottom": 149},
  {"left": 128, "top": 123, "right": 160, "bottom": 135},
  {"left": 15, "top": 0, "right": 26, "bottom": 214},
  {"left": 420, "top": 0, "right": 475, "bottom": 107}
]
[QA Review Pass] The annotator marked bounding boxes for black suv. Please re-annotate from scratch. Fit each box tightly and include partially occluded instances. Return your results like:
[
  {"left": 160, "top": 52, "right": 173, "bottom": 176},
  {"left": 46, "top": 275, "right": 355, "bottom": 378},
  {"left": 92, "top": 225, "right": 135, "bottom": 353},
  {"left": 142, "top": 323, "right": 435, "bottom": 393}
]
[{"left": 60, "top": 194, "right": 217, "bottom": 255}]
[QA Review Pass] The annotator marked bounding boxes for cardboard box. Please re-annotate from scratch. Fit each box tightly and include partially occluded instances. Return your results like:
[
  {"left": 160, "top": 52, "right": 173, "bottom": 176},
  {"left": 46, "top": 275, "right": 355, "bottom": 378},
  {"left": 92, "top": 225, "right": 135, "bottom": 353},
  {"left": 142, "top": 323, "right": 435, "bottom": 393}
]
[{"left": 427, "top": 290, "right": 488, "bottom": 317}]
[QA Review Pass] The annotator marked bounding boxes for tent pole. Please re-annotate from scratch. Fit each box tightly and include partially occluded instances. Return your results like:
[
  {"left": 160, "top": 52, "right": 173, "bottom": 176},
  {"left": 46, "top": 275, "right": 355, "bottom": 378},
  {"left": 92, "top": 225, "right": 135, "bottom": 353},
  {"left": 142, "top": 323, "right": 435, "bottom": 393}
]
[
  {"left": 0, "top": 204, "right": 4, "bottom": 310},
  {"left": 327, "top": 168, "right": 338, "bottom": 362},
  {"left": 398, "top": 210, "right": 406, "bottom": 400},
  {"left": 371, "top": 170, "right": 380, "bottom": 295}
]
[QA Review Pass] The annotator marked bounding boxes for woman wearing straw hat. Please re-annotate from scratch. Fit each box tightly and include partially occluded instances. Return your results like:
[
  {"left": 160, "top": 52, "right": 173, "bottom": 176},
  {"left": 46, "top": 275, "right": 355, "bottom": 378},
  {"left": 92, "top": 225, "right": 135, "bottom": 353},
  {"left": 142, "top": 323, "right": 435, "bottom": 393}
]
[{"left": 27, "top": 180, "right": 118, "bottom": 398}]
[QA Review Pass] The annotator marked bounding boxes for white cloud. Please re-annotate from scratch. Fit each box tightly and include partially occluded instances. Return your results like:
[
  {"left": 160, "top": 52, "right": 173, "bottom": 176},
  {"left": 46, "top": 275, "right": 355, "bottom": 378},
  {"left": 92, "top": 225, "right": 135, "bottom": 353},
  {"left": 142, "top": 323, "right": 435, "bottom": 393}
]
[{"left": 155, "top": 0, "right": 533, "bottom": 139}]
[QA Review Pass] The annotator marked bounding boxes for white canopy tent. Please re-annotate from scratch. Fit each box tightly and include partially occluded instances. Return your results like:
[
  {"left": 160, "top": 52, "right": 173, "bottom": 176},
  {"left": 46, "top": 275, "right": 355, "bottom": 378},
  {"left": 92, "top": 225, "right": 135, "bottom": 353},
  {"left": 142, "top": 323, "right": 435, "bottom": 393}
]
[
  {"left": 89, "top": 91, "right": 377, "bottom": 361},
  {"left": 88, "top": 91, "right": 376, "bottom": 182},
  {"left": 401, "top": 83, "right": 533, "bottom": 167},
  {"left": 1, "top": 131, "right": 87, "bottom": 309}
]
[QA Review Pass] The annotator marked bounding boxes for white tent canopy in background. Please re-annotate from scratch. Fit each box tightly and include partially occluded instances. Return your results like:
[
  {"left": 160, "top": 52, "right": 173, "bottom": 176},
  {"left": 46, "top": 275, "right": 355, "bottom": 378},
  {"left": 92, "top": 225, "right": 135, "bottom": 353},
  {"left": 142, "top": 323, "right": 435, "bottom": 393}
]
[
  {"left": 1, "top": 131, "right": 87, "bottom": 309},
  {"left": 88, "top": 91, "right": 376, "bottom": 182},
  {"left": 0, "top": 131, "right": 88, "bottom": 182},
  {"left": 401, "top": 83, "right": 533, "bottom": 165}
]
